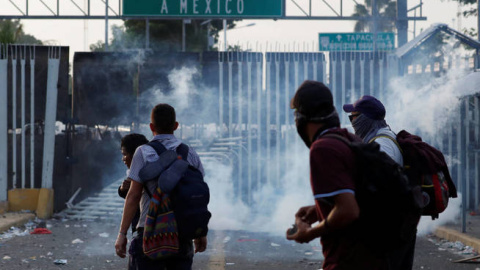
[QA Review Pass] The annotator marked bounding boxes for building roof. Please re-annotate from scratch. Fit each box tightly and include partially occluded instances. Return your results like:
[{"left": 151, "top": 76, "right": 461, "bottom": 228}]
[{"left": 395, "top": 23, "right": 480, "bottom": 59}]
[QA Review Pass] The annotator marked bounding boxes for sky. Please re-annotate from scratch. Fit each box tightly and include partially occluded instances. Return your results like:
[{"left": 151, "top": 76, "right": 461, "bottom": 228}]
[{"left": 1, "top": 0, "right": 477, "bottom": 61}]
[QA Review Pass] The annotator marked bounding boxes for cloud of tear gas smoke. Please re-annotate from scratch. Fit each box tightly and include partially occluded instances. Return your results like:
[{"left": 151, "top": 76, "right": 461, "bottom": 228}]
[
  {"left": 202, "top": 160, "right": 250, "bottom": 231},
  {"left": 384, "top": 38, "right": 478, "bottom": 138},
  {"left": 382, "top": 43, "right": 478, "bottom": 234},
  {"left": 134, "top": 64, "right": 314, "bottom": 236},
  {"left": 384, "top": 68, "right": 476, "bottom": 139},
  {"left": 139, "top": 67, "right": 199, "bottom": 113},
  {"left": 417, "top": 195, "right": 462, "bottom": 236},
  {"left": 202, "top": 141, "right": 313, "bottom": 235},
  {"left": 248, "top": 142, "right": 314, "bottom": 235}
]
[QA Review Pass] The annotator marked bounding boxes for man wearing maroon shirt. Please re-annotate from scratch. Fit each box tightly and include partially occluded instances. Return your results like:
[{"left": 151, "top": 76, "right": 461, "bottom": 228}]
[{"left": 286, "top": 80, "right": 388, "bottom": 270}]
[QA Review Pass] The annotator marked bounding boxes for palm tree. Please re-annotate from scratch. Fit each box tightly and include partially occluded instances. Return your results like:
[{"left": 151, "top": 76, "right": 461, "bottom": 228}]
[{"left": 352, "top": 0, "right": 397, "bottom": 32}]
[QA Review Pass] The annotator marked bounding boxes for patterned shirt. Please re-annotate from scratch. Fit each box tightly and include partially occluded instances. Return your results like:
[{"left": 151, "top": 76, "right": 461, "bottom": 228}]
[{"left": 128, "top": 134, "right": 204, "bottom": 229}]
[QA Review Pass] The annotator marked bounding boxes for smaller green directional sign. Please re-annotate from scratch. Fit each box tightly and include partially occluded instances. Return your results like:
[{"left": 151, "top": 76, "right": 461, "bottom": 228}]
[{"left": 318, "top": 33, "right": 395, "bottom": 51}]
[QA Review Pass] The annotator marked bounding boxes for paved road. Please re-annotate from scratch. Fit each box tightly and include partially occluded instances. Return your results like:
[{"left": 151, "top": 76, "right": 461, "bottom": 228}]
[{"left": 0, "top": 218, "right": 479, "bottom": 270}]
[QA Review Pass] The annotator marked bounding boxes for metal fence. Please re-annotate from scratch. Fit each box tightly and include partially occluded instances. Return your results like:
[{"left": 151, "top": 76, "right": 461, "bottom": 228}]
[
  {"left": 197, "top": 49, "right": 480, "bottom": 211},
  {"left": 0, "top": 44, "right": 62, "bottom": 202}
]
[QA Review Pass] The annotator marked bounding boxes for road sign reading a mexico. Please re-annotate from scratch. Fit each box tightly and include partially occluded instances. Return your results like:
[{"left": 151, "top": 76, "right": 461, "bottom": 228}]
[
  {"left": 123, "top": 0, "right": 284, "bottom": 18},
  {"left": 318, "top": 33, "right": 395, "bottom": 51}
]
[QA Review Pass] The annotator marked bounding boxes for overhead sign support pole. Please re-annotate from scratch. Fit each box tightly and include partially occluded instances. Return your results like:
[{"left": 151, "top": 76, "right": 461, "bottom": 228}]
[
  {"left": 105, "top": 0, "right": 109, "bottom": 51},
  {"left": 397, "top": 0, "right": 408, "bottom": 47}
]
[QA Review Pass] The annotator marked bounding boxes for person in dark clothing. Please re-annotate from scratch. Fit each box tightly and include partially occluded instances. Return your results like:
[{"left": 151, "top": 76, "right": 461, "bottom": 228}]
[
  {"left": 343, "top": 96, "right": 418, "bottom": 270},
  {"left": 118, "top": 133, "right": 148, "bottom": 235},
  {"left": 286, "top": 80, "right": 389, "bottom": 270}
]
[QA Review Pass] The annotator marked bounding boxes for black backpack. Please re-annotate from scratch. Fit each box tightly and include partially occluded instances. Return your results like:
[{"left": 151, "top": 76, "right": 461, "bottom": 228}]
[
  {"left": 146, "top": 141, "right": 211, "bottom": 240},
  {"left": 322, "top": 134, "right": 422, "bottom": 251}
]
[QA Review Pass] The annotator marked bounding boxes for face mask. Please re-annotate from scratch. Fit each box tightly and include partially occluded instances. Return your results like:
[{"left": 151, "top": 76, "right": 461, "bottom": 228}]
[
  {"left": 294, "top": 111, "right": 312, "bottom": 148},
  {"left": 294, "top": 110, "right": 340, "bottom": 148},
  {"left": 352, "top": 114, "right": 387, "bottom": 141}
]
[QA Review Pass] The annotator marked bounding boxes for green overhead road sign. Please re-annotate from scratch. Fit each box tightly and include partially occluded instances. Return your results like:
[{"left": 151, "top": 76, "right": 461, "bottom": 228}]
[
  {"left": 318, "top": 33, "right": 395, "bottom": 51},
  {"left": 123, "top": 0, "right": 284, "bottom": 18}
]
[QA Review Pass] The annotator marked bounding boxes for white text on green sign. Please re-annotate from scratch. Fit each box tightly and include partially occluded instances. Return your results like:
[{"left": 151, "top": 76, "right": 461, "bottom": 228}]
[
  {"left": 123, "top": 0, "right": 284, "bottom": 17},
  {"left": 318, "top": 33, "right": 395, "bottom": 51}
]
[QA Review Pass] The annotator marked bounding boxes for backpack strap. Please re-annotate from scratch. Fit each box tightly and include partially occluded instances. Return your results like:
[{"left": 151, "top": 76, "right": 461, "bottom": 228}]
[
  {"left": 368, "top": 134, "right": 403, "bottom": 155},
  {"left": 143, "top": 140, "right": 168, "bottom": 199},
  {"left": 176, "top": 143, "right": 189, "bottom": 161},
  {"left": 147, "top": 140, "right": 168, "bottom": 156}
]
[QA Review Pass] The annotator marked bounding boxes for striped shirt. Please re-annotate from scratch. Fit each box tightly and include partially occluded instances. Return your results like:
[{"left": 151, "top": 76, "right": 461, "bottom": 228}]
[{"left": 128, "top": 134, "right": 204, "bottom": 229}]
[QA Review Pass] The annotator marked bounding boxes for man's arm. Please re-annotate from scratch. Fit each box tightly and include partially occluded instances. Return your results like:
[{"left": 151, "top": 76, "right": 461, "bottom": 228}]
[
  {"left": 287, "top": 193, "right": 359, "bottom": 243},
  {"left": 115, "top": 179, "right": 143, "bottom": 258}
]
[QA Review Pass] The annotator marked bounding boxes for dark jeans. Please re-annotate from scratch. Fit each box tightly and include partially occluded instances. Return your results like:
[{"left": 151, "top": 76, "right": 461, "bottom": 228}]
[
  {"left": 128, "top": 229, "right": 193, "bottom": 270},
  {"left": 387, "top": 233, "right": 416, "bottom": 270}
]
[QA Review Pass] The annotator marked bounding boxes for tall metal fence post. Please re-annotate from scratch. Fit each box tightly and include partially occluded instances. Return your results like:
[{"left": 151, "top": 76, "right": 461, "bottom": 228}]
[
  {"left": 0, "top": 45, "right": 8, "bottom": 201},
  {"left": 42, "top": 47, "right": 61, "bottom": 189}
]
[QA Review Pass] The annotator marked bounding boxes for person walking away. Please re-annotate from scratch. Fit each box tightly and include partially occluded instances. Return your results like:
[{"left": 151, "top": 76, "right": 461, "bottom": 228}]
[{"left": 115, "top": 103, "right": 207, "bottom": 270}]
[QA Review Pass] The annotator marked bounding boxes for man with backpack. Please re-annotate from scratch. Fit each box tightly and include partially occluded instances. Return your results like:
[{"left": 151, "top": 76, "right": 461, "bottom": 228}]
[
  {"left": 343, "top": 95, "right": 403, "bottom": 166},
  {"left": 286, "top": 80, "right": 390, "bottom": 269},
  {"left": 115, "top": 103, "right": 207, "bottom": 270},
  {"left": 343, "top": 96, "right": 418, "bottom": 270}
]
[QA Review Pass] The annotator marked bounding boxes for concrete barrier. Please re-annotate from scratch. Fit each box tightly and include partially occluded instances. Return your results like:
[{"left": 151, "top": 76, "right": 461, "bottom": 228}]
[
  {"left": 8, "top": 189, "right": 40, "bottom": 211},
  {"left": 36, "top": 188, "right": 54, "bottom": 219},
  {"left": 6, "top": 188, "right": 54, "bottom": 219}
]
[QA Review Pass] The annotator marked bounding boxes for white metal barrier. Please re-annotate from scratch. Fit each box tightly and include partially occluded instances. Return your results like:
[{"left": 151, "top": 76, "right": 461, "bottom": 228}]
[{"left": 0, "top": 45, "right": 61, "bottom": 202}]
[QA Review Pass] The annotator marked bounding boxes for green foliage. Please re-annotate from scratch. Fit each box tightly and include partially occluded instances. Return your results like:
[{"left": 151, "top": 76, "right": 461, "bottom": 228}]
[
  {"left": 352, "top": 0, "right": 397, "bottom": 32},
  {"left": 453, "top": 0, "right": 478, "bottom": 37},
  {"left": 0, "top": 19, "right": 42, "bottom": 45},
  {"left": 90, "top": 19, "right": 236, "bottom": 52},
  {"left": 455, "top": 0, "right": 476, "bottom": 4}
]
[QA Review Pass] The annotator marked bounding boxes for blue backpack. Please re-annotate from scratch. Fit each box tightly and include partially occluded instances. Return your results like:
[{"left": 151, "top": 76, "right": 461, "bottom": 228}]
[{"left": 143, "top": 141, "right": 211, "bottom": 240}]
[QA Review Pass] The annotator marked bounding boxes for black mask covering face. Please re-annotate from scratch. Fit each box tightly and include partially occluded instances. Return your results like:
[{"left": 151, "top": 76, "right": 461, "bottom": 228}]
[
  {"left": 294, "top": 112, "right": 311, "bottom": 148},
  {"left": 294, "top": 110, "right": 340, "bottom": 148}
]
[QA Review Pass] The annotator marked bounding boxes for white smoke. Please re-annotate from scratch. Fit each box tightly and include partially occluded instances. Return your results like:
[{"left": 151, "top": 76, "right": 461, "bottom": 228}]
[
  {"left": 383, "top": 49, "right": 478, "bottom": 234},
  {"left": 202, "top": 134, "right": 313, "bottom": 235},
  {"left": 417, "top": 195, "right": 462, "bottom": 236},
  {"left": 139, "top": 66, "right": 199, "bottom": 113},
  {"left": 138, "top": 44, "right": 478, "bottom": 239},
  {"left": 385, "top": 68, "right": 476, "bottom": 138},
  {"left": 249, "top": 143, "right": 313, "bottom": 235},
  {"left": 167, "top": 67, "right": 199, "bottom": 111},
  {"left": 203, "top": 160, "right": 250, "bottom": 231}
]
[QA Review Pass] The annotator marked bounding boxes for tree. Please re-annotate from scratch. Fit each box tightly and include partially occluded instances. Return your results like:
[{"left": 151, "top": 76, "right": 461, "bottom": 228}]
[
  {"left": 352, "top": 0, "right": 397, "bottom": 32},
  {"left": 90, "top": 19, "right": 236, "bottom": 52},
  {"left": 0, "top": 19, "right": 42, "bottom": 45},
  {"left": 454, "top": 0, "right": 476, "bottom": 17},
  {"left": 453, "top": 0, "right": 477, "bottom": 37}
]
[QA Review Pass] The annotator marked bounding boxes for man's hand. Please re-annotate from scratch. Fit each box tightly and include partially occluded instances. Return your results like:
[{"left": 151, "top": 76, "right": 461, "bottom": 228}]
[
  {"left": 115, "top": 234, "right": 127, "bottom": 258},
  {"left": 295, "top": 205, "right": 318, "bottom": 225},
  {"left": 286, "top": 218, "right": 313, "bottom": 244},
  {"left": 119, "top": 179, "right": 131, "bottom": 193},
  {"left": 194, "top": 236, "right": 207, "bottom": 253}
]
